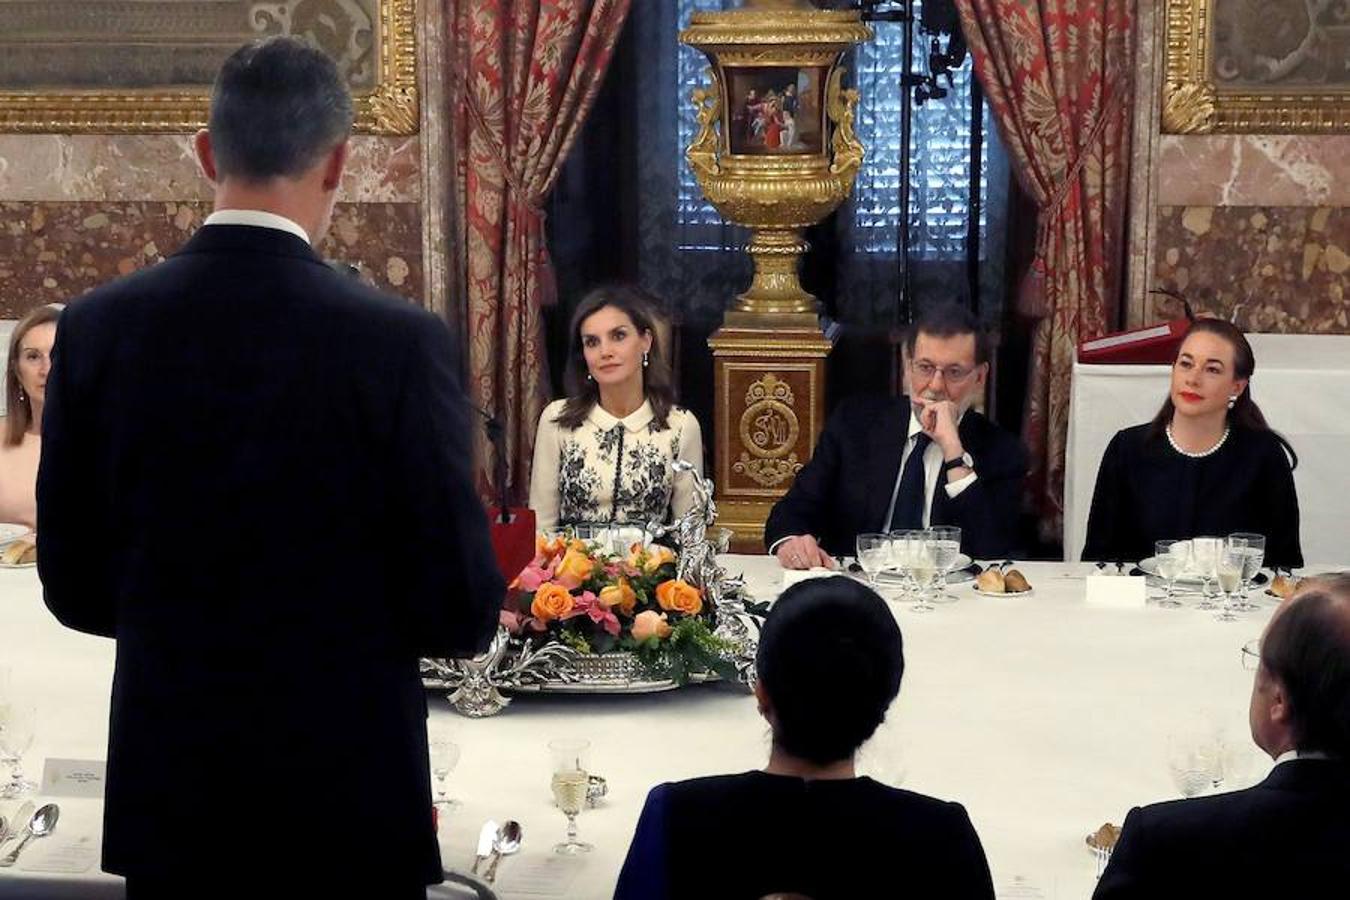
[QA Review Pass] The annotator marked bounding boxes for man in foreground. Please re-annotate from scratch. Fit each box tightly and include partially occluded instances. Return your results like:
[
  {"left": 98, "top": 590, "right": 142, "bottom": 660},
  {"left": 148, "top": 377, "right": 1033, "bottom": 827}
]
[
  {"left": 1095, "top": 574, "right": 1350, "bottom": 897},
  {"left": 38, "top": 37, "right": 502, "bottom": 898}
]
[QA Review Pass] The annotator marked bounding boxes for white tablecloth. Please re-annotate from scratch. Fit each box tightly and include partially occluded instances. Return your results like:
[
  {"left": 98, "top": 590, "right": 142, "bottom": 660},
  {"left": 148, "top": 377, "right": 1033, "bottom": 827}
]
[
  {"left": 1065, "top": 333, "right": 1350, "bottom": 564},
  {"left": 0, "top": 557, "right": 1304, "bottom": 899}
]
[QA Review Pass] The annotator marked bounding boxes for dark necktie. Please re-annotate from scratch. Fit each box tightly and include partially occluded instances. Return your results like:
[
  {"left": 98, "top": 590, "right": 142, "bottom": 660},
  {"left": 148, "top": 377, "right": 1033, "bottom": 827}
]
[{"left": 889, "top": 432, "right": 932, "bottom": 531}]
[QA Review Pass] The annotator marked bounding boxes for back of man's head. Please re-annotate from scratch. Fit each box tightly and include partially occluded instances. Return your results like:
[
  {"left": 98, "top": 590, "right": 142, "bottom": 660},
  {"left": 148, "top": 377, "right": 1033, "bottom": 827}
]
[
  {"left": 208, "top": 37, "right": 354, "bottom": 181},
  {"left": 1263, "top": 574, "right": 1350, "bottom": 757}
]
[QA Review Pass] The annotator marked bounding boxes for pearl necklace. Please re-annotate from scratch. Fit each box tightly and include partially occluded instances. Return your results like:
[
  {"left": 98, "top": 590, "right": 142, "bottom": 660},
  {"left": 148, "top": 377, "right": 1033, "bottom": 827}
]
[{"left": 1166, "top": 424, "right": 1230, "bottom": 459}]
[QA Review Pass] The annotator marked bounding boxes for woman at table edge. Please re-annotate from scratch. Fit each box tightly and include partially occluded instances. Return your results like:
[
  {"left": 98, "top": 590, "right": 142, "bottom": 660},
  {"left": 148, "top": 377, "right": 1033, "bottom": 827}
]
[
  {"left": 1083, "top": 318, "right": 1303, "bottom": 569},
  {"left": 0, "top": 303, "right": 62, "bottom": 531},
  {"left": 529, "top": 285, "right": 703, "bottom": 532},
  {"left": 614, "top": 576, "right": 995, "bottom": 900}
]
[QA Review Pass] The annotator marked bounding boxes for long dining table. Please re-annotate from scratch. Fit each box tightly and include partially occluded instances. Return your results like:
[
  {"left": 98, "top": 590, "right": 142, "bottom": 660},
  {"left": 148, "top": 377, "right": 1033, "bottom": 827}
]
[{"left": 1, "top": 554, "right": 1322, "bottom": 899}]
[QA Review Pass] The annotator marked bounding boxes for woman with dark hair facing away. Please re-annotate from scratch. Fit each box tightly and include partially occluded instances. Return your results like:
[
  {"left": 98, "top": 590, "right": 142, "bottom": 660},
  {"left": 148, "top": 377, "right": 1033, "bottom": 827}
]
[
  {"left": 1083, "top": 318, "right": 1303, "bottom": 568},
  {"left": 614, "top": 577, "right": 995, "bottom": 900},
  {"left": 0, "top": 303, "right": 62, "bottom": 529},
  {"left": 529, "top": 285, "right": 703, "bottom": 531}
]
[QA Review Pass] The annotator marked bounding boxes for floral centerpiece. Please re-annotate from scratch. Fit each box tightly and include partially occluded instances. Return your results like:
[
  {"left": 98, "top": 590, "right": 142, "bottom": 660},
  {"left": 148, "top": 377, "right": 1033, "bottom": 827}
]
[{"left": 501, "top": 533, "right": 740, "bottom": 685}]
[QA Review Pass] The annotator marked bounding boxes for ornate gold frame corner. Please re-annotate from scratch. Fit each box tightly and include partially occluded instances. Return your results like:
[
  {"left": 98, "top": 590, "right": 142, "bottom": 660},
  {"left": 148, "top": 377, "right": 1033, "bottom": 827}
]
[
  {"left": 1163, "top": 0, "right": 1350, "bottom": 134},
  {"left": 0, "top": 0, "right": 417, "bottom": 135}
]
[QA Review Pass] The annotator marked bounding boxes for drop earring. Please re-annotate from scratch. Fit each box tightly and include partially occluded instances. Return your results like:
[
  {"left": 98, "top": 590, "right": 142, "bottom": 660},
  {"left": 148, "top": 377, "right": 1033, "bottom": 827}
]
[
  {"left": 1227, "top": 394, "right": 1237, "bottom": 409},
  {"left": 586, "top": 373, "right": 594, "bottom": 383},
  {"left": 642, "top": 351, "right": 649, "bottom": 368}
]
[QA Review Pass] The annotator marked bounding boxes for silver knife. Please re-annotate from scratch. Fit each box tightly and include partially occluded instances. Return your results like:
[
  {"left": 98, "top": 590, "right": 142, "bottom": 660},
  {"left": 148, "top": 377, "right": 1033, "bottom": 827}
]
[{"left": 470, "top": 819, "right": 498, "bottom": 875}]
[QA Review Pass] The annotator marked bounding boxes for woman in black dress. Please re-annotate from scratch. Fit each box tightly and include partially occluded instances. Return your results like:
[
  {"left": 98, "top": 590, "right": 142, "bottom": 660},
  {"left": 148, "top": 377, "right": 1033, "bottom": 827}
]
[
  {"left": 614, "top": 577, "right": 994, "bottom": 900},
  {"left": 1083, "top": 319, "right": 1302, "bottom": 568}
]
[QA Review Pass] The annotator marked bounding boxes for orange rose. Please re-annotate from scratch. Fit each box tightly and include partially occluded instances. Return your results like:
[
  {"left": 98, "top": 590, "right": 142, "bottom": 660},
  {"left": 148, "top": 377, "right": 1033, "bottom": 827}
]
[
  {"left": 554, "top": 548, "right": 595, "bottom": 589},
  {"left": 530, "top": 583, "right": 575, "bottom": 623},
  {"left": 536, "top": 534, "right": 567, "bottom": 561},
  {"left": 598, "top": 578, "right": 638, "bottom": 616},
  {"left": 643, "top": 545, "right": 677, "bottom": 574},
  {"left": 631, "top": 610, "right": 672, "bottom": 642},
  {"left": 655, "top": 579, "right": 703, "bottom": 616}
]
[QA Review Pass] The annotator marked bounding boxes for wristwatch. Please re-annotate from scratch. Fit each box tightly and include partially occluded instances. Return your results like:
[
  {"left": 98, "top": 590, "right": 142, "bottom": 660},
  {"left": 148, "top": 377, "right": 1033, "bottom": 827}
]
[{"left": 943, "top": 452, "right": 974, "bottom": 473}]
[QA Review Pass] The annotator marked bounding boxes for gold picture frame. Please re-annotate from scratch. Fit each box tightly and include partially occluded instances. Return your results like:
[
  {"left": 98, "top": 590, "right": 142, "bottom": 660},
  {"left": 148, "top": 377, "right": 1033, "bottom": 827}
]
[
  {"left": 1163, "top": 0, "right": 1350, "bottom": 134},
  {"left": 0, "top": 0, "right": 417, "bottom": 135}
]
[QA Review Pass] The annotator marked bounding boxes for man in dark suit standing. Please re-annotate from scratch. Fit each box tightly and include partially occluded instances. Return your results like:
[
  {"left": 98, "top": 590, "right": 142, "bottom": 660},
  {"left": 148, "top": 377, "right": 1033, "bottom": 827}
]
[
  {"left": 37, "top": 38, "right": 502, "bottom": 899},
  {"left": 1095, "top": 575, "right": 1350, "bottom": 898},
  {"left": 766, "top": 305, "right": 1027, "bottom": 566}
]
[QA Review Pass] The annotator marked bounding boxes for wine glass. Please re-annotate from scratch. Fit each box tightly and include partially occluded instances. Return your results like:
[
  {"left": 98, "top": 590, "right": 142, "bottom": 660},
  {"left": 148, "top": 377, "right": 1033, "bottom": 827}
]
[
  {"left": 927, "top": 526, "right": 962, "bottom": 603},
  {"left": 855, "top": 533, "right": 890, "bottom": 591},
  {"left": 0, "top": 702, "right": 37, "bottom": 799},
  {"left": 906, "top": 534, "right": 938, "bottom": 613},
  {"left": 1214, "top": 544, "right": 1245, "bottom": 622},
  {"left": 548, "top": 739, "right": 593, "bottom": 854},
  {"left": 888, "top": 530, "right": 921, "bottom": 599},
  {"left": 1154, "top": 540, "right": 1189, "bottom": 608},
  {"left": 1228, "top": 533, "right": 1265, "bottom": 612},
  {"left": 1190, "top": 536, "right": 1222, "bottom": 610},
  {"left": 428, "top": 737, "right": 461, "bottom": 809},
  {"left": 1167, "top": 732, "right": 1222, "bottom": 799}
]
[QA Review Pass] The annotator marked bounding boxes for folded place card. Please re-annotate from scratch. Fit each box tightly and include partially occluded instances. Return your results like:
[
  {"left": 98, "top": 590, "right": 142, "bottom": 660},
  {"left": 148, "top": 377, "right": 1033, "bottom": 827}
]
[
  {"left": 996, "top": 875, "right": 1050, "bottom": 899},
  {"left": 1085, "top": 575, "right": 1148, "bottom": 609},
  {"left": 17, "top": 836, "right": 99, "bottom": 874},
  {"left": 492, "top": 855, "right": 585, "bottom": 897},
  {"left": 781, "top": 567, "right": 839, "bottom": 589},
  {"left": 40, "top": 758, "right": 106, "bottom": 799}
]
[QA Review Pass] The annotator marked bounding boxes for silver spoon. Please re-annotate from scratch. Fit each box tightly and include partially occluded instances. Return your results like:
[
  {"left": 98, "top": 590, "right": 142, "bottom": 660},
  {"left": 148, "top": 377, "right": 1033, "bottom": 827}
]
[
  {"left": 0, "top": 803, "right": 58, "bottom": 867},
  {"left": 483, "top": 820, "right": 522, "bottom": 884}
]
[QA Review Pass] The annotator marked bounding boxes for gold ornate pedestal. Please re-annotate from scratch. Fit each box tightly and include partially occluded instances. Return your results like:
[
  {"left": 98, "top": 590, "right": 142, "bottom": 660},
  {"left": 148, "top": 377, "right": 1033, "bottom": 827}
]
[
  {"left": 710, "top": 323, "right": 830, "bottom": 552},
  {"left": 681, "top": 0, "right": 870, "bottom": 548}
]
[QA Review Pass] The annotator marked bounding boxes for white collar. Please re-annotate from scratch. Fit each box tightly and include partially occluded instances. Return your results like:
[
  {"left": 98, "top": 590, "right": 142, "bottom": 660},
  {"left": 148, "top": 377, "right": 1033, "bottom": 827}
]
[
  {"left": 204, "top": 209, "right": 311, "bottom": 245},
  {"left": 1274, "top": 749, "right": 1334, "bottom": 766},
  {"left": 588, "top": 399, "right": 655, "bottom": 433}
]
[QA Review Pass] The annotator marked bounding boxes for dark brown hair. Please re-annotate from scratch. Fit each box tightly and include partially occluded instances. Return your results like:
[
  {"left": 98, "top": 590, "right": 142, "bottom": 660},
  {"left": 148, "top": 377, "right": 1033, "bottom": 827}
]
[
  {"left": 5, "top": 304, "right": 63, "bottom": 447},
  {"left": 554, "top": 285, "right": 676, "bottom": 430},
  {"left": 1261, "top": 578, "right": 1350, "bottom": 757},
  {"left": 904, "top": 303, "right": 990, "bottom": 366},
  {"left": 1147, "top": 318, "right": 1297, "bottom": 468}
]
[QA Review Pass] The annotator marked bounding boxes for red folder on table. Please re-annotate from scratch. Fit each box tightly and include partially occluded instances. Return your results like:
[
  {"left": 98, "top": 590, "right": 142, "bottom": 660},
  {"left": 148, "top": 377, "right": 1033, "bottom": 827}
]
[{"left": 1077, "top": 318, "right": 1190, "bottom": 364}]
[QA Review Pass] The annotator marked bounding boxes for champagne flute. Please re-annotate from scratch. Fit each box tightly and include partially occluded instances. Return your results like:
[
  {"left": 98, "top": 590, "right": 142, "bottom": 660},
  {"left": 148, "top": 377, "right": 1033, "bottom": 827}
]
[
  {"left": 855, "top": 533, "right": 890, "bottom": 591},
  {"left": 428, "top": 737, "right": 461, "bottom": 809},
  {"left": 0, "top": 702, "right": 37, "bottom": 799},
  {"left": 907, "top": 533, "right": 938, "bottom": 613},
  {"left": 927, "top": 526, "right": 962, "bottom": 603},
  {"left": 548, "top": 739, "right": 593, "bottom": 854},
  {"left": 1215, "top": 544, "right": 1244, "bottom": 622},
  {"left": 888, "top": 530, "right": 921, "bottom": 599},
  {"left": 1190, "top": 536, "right": 1222, "bottom": 610},
  {"left": 1228, "top": 533, "right": 1265, "bottom": 612},
  {"left": 1154, "top": 540, "right": 1189, "bottom": 608}
]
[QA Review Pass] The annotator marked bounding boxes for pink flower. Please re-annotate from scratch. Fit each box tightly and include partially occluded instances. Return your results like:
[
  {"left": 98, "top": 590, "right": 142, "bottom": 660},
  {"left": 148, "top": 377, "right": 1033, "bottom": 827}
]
[
  {"left": 631, "top": 610, "right": 672, "bottom": 642},
  {"left": 562, "top": 590, "right": 622, "bottom": 637},
  {"left": 499, "top": 609, "right": 546, "bottom": 634},
  {"left": 512, "top": 558, "right": 557, "bottom": 592}
]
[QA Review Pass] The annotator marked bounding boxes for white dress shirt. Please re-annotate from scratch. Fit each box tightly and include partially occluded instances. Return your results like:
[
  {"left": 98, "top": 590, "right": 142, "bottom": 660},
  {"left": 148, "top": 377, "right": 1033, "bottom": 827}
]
[
  {"left": 203, "top": 209, "right": 311, "bottom": 245},
  {"left": 1274, "top": 749, "right": 1333, "bottom": 767}
]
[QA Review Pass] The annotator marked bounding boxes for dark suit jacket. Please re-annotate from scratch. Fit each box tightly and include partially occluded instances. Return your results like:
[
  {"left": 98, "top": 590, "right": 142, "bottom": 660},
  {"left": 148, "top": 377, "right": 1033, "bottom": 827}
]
[
  {"left": 615, "top": 771, "right": 995, "bottom": 900},
  {"left": 764, "top": 395, "right": 1028, "bottom": 559},
  {"left": 1094, "top": 759, "right": 1350, "bottom": 899},
  {"left": 37, "top": 225, "right": 504, "bottom": 886}
]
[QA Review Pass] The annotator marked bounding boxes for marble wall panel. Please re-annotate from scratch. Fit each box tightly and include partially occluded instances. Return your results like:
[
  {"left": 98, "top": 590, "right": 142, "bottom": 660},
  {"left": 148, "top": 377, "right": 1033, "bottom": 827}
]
[
  {"left": 0, "top": 200, "right": 423, "bottom": 318},
  {"left": 0, "top": 135, "right": 420, "bottom": 204},
  {"left": 1156, "top": 136, "right": 1350, "bottom": 208},
  {"left": 1153, "top": 206, "right": 1350, "bottom": 333}
]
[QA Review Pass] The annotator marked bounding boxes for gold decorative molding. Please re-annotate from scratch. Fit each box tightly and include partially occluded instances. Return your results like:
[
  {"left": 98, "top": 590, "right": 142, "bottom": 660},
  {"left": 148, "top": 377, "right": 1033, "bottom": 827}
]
[
  {"left": 0, "top": 0, "right": 417, "bottom": 135},
  {"left": 734, "top": 374, "right": 803, "bottom": 488},
  {"left": 1163, "top": 0, "right": 1350, "bottom": 134}
]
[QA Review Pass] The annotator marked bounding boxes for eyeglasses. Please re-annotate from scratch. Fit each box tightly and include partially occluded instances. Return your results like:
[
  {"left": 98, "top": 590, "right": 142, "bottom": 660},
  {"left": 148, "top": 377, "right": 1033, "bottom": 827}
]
[
  {"left": 1240, "top": 638, "right": 1261, "bottom": 671},
  {"left": 911, "top": 360, "right": 977, "bottom": 384}
]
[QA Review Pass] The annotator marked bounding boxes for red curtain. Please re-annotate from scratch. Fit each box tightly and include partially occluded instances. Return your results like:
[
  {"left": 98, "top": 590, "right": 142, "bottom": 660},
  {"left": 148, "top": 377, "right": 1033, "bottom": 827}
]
[
  {"left": 449, "top": 0, "right": 632, "bottom": 502},
  {"left": 954, "top": 0, "right": 1134, "bottom": 541}
]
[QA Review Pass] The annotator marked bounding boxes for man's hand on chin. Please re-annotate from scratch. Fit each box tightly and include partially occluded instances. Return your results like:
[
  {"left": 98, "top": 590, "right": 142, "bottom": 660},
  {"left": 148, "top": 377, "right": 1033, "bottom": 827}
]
[
  {"left": 775, "top": 535, "right": 836, "bottom": 570},
  {"left": 915, "top": 396, "right": 964, "bottom": 459}
]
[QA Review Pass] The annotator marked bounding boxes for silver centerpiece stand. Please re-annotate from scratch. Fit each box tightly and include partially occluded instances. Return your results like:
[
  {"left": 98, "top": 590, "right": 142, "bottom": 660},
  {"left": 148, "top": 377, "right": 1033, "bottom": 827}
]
[{"left": 422, "top": 464, "right": 761, "bottom": 717}]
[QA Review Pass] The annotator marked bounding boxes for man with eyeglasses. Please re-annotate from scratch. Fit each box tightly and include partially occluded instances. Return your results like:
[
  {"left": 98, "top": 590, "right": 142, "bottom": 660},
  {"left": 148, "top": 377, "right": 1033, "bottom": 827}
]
[
  {"left": 766, "top": 304, "right": 1028, "bottom": 568},
  {"left": 1095, "top": 574, "right": 1350, "bottom": 898}
]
